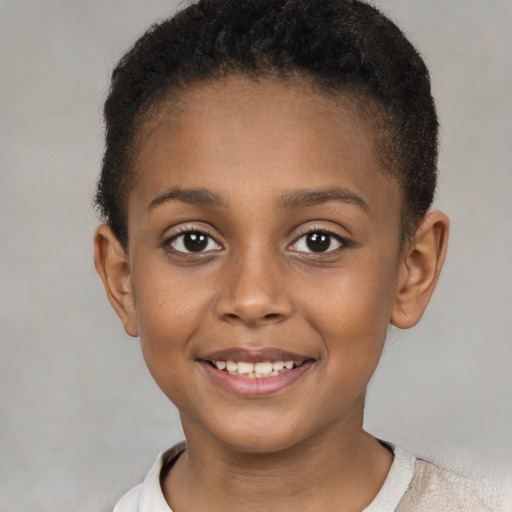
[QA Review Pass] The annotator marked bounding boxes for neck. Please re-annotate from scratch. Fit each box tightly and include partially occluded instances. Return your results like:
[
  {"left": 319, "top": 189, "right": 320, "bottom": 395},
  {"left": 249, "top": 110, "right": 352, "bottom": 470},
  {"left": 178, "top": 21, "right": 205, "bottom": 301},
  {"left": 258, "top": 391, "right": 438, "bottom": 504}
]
[{"left": 164, "top": 414, "right": 393, "bottom": 512}]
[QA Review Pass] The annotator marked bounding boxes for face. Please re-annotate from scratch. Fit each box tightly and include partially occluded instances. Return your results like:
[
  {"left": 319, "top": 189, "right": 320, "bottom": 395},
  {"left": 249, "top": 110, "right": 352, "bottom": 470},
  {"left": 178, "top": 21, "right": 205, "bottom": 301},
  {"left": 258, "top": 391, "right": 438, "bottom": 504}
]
[{"left": 123, "top": 77, "right": 404, "bottom": 452}]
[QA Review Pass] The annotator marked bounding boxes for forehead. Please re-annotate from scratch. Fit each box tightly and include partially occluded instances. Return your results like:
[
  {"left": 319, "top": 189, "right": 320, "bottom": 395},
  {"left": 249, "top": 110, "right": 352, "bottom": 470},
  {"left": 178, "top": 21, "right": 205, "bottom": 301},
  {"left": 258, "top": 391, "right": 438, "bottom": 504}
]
[
  {"left": 136, "top": 77, "right": 375, "bottom": 155},
  {"left": 129, "top": 76, "right": 400, "bottom": 221}
]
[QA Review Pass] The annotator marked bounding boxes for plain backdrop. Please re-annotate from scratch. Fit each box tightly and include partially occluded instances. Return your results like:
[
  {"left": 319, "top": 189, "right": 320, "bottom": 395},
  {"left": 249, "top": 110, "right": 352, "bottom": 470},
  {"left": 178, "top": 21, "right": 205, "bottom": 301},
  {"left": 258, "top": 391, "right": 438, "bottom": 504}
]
[{"left": 1, "top": 1, "right": 511, "bottom": 510}]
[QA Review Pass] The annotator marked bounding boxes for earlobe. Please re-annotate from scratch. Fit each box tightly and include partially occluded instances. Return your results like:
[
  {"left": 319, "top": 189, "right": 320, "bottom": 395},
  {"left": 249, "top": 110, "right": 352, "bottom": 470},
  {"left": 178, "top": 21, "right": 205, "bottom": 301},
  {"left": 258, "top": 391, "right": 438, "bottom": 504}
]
[
  {"left": 94, "top": 224, "right": 139, "bottom": 337},
  {"left": 391, "top": 211, "right": 449, "bottom": 329}
]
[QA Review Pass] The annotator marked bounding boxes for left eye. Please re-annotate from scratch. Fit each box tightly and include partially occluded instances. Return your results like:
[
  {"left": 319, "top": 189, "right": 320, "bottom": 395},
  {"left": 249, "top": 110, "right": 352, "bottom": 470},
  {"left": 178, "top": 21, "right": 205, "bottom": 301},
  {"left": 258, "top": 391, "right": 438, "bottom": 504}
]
[
  {"left": 291, "top": 232, "right": 343, "bottom": 253},
  {"left": 169, "top": 231, "right": 221, "bottom": 253}
]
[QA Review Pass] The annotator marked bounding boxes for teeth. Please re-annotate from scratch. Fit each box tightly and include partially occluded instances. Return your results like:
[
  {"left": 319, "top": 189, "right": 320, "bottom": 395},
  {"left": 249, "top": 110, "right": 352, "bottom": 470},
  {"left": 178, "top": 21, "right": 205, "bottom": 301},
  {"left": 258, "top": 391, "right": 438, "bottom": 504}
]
[
  {"left": 212, "top": 359, "right": 299, "bottom": 377},
  {"left": 254, "top": 362, "right": 273, "bottom": 375},
  {"left": 226, "top": 360, "right": 238, "bottom": 372},
  {"left": 237, "top": 361, "right": 255, "bottom": 374}
]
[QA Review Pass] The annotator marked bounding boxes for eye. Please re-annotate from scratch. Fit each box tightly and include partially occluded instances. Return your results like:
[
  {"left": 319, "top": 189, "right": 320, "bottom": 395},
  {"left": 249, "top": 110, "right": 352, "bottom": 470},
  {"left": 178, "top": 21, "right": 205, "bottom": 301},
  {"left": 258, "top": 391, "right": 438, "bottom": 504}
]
[
  {"left": 168, "top": 231, "right": 221, "bottom": 253},
  {"left": 291, "top": 231, "right": 344, "bottom": 253}
]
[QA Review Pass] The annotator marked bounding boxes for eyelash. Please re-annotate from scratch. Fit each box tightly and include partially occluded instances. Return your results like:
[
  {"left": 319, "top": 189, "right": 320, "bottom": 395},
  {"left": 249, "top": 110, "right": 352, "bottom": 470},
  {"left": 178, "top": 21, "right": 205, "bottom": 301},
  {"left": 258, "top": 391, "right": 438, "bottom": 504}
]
[
  {"left": 289, "top": 227, "right": 351, "bottom": 254},
  {"left": 164, "top": 225, "right": 221, "bottom": 254},
  {"left": 163, "top": 225, "right": 350, "bottom": 255}
]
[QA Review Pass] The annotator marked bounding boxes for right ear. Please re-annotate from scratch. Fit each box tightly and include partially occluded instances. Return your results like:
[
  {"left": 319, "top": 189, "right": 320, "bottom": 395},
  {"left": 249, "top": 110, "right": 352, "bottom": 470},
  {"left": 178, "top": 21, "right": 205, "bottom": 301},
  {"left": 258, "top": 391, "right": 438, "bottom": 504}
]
[{"left": 94, "top": 224, "right": 139, "bottom": 337}]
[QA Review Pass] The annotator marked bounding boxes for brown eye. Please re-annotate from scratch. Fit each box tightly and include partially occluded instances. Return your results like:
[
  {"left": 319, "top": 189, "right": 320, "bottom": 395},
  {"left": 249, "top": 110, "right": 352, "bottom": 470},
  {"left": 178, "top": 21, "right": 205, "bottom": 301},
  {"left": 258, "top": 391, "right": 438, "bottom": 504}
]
[
  {"left": 170, "top": 231, "right": 221, "bottom": 253},
  {"left": 306, "top": 233, "right": 331, "bottom": 252},
  {"left": 291, "top": 231, "right": 343, "bottom": 254}
]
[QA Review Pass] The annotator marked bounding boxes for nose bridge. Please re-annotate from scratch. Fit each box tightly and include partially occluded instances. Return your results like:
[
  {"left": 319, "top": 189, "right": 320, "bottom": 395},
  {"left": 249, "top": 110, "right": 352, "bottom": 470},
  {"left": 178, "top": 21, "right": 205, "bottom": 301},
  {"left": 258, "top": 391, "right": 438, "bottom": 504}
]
[{"left": 215, "top": 241, "right": 292, "bottom": 326}]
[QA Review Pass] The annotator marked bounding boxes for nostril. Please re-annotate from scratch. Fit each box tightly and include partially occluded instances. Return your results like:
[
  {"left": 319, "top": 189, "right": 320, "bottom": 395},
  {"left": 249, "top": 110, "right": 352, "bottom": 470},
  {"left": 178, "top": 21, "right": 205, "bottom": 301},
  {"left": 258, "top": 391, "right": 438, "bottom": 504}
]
[
  {"left": 220, "top": 311, "right": 285, "bottom": 326},
  {"left": 214, "top": 287, "right": 293, "bottom": 326},
  {"left": 263, "top": 313, "right": 281, "bottom": 322}
]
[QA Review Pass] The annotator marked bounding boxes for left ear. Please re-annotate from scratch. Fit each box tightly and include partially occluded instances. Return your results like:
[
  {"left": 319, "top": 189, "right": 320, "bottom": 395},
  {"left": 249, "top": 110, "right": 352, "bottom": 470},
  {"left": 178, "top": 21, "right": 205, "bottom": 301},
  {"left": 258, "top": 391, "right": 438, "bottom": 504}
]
[{"left": 391, "top": 211, "right": 449, "bottom": 329}]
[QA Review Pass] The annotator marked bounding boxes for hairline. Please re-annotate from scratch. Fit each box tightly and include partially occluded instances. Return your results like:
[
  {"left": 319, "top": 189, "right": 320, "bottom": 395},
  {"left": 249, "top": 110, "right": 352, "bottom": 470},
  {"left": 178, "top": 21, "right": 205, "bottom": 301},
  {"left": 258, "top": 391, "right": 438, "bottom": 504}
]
[{"left": 116, "top": 72, "right": 413, "bottom": 250}]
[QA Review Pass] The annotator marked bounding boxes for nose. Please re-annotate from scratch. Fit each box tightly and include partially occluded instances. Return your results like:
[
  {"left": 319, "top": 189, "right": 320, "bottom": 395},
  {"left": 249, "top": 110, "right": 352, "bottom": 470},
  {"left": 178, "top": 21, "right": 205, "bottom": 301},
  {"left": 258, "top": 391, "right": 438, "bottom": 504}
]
[{"left": 214, "top": 249, "right": 293, "bottom": 327}]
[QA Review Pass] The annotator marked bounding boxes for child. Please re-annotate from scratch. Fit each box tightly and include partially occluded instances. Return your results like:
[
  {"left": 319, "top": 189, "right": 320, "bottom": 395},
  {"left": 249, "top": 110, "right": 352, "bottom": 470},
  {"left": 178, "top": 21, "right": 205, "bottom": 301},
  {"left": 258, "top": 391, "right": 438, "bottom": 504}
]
[{"left": 93, "top": 0, "right": 503, "bottom": 510}]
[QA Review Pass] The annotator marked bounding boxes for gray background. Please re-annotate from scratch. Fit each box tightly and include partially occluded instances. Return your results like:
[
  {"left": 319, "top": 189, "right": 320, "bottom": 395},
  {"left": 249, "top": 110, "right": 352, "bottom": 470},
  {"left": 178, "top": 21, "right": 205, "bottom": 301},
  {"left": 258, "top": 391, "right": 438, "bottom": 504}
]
[{"left": 1, "top": 1, "right": 511, "bottom": 510}]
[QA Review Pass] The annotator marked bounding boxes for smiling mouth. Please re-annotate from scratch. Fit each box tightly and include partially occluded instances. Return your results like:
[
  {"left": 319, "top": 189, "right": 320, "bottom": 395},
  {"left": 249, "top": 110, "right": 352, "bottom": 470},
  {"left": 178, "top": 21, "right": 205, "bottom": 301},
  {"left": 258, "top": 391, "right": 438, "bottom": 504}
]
[
  {"left": 201, "top": 349, "right": 315, "bottom": 396},
  {"left": 208, "top": 359, "right": 307, "bottom": 378}
]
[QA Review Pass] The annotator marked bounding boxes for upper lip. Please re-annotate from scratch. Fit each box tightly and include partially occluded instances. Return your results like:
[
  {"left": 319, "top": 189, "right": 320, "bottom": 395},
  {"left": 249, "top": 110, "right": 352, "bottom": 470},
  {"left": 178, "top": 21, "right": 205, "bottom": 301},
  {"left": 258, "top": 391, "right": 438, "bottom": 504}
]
[{"left": 201, "top": 347, "right": 312, "bottom": 364}]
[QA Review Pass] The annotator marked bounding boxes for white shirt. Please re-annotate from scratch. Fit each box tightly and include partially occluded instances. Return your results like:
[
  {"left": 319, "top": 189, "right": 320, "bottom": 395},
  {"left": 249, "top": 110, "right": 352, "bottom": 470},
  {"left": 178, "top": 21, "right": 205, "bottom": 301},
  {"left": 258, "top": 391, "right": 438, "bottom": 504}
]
[{"left": 113, "top": 441, "right": 505, "bottom": 511}]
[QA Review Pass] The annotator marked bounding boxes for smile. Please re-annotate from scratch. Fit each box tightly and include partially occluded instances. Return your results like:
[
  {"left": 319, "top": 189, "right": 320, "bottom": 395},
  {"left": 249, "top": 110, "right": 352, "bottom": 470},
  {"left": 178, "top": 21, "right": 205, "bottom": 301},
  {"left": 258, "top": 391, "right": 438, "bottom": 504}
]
[
  {"left": 200, "top": 349, "right": 315, "bottom": 397},
  {"left": 211, "top": 359, "right": 302, "bottom": 378}
]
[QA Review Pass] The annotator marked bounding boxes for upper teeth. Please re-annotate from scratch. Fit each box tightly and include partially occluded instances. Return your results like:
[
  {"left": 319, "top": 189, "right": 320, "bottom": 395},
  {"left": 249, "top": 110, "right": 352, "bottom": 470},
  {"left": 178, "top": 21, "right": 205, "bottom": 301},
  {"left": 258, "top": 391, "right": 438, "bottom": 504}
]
[{"left": 214, "top": 360, "right": 297, "bottom": 377}]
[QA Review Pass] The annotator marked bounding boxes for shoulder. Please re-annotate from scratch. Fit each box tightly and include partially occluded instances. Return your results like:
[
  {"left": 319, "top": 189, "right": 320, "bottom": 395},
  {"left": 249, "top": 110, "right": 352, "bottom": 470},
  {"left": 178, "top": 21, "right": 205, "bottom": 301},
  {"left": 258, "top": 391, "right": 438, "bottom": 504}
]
[
  {"left": 396, "top": 458, "right": 506, "bottom": 512},
  {"left": 113, "top": 484, "right": 142, "bottom": 512},
  {"left": 112, "top": 441, "right": 187, "bottom": 512}
]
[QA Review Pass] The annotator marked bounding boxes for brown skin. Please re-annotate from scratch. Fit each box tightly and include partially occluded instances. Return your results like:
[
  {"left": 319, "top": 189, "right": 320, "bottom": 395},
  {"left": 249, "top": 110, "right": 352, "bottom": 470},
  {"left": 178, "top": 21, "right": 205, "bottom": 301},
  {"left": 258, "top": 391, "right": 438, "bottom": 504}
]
[{"left": 95, "top": 77, "right": 449, "bottom": 512}]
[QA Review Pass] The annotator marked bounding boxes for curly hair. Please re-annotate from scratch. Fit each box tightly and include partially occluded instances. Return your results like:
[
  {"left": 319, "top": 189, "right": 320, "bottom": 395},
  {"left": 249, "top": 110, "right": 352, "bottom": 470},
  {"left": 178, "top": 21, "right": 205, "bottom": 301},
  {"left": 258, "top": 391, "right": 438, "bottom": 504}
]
[{"left": 95, "top": 0, "right": 438, "bottom": 247}]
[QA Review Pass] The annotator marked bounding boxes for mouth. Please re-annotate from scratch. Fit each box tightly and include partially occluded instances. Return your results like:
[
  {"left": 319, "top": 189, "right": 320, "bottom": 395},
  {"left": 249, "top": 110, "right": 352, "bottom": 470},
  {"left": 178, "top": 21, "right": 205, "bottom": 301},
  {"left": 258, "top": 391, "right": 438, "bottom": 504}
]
[
  {"left": 206, "top": 359, "right": 306, "bottom": 378},
  {"left": 199, "top": 348, "right": 315, "bottom": 397}
]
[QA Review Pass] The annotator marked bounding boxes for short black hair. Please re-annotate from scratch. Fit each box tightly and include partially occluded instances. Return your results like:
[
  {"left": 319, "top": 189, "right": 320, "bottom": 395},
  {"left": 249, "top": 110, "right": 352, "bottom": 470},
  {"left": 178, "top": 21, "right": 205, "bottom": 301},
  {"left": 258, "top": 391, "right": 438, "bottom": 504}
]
[{"left": 95, "top": 0, "right": 438, "bottom": 247}]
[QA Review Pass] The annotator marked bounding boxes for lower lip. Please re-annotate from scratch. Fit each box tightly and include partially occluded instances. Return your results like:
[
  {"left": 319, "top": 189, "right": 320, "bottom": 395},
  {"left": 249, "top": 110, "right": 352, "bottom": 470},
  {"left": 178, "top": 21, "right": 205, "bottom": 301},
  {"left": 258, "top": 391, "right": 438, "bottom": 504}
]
[{"left": 200, "top": 360, "right": 314, "bottom": 397}]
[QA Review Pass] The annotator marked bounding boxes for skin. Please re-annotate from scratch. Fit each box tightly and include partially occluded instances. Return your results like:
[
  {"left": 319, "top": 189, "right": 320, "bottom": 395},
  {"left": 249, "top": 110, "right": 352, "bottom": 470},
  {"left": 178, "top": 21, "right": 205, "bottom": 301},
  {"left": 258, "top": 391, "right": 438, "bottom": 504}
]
[{"left": 95, "top": 77, "right": 449, "bottom": 512}]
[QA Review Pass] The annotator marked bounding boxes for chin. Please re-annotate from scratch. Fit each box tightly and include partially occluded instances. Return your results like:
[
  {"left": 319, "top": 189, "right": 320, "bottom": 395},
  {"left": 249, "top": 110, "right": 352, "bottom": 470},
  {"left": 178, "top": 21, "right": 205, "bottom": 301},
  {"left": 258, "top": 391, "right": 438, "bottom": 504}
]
[
  {"left": 221, "top": 434, "right": 303, "bottom": 455},
  {"left": 207, "top": 416, "right": 322, "bottom": 456}
]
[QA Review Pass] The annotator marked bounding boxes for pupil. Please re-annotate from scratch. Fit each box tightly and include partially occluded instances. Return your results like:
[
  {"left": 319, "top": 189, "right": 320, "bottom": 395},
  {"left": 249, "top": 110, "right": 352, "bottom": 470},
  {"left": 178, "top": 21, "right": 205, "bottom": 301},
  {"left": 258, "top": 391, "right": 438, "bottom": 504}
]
[
  {"left": 184, "top": 232, "right": 208, "bottom": 252},
  {"left": 306, "top": 233, "right": 330, "bottom": 252}
]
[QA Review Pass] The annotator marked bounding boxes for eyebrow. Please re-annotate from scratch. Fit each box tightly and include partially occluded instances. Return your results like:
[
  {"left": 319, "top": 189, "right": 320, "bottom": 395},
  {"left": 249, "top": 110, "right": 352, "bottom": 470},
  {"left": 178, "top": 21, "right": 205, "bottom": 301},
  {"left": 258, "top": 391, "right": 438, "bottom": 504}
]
[
  {"left": 148, "top": 187, "right": 225, "bottom": 211},
  {"left": 280, "top": 187, "right": 371, "bottom": 215},
  {"left": 147, "top": 186, "right": 371, "bottom": 215}
]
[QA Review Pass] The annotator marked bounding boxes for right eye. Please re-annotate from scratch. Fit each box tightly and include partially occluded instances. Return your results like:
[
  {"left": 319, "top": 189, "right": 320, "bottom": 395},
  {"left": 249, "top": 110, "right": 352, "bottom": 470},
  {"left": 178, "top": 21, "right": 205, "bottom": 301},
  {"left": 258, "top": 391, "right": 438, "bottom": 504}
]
[
  {"left": 290, "top": 231, "right": 344, "bottom": 254},
  {"left": 168, "top": 231, "right": 221, "bottom": 253}
]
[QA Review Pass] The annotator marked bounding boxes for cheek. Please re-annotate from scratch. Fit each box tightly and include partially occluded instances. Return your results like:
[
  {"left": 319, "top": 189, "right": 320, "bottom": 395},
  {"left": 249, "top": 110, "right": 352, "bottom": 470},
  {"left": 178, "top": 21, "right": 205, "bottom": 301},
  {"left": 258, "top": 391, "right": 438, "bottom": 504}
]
[
  {"left": 132, "top": 265, "right": 211, "bottom": 405},
  {"left": 132, "top": 259, "right": 213, "bottom": 355},
  {"left": 300, "top": 256, "right": 399, "bottom": 352}
]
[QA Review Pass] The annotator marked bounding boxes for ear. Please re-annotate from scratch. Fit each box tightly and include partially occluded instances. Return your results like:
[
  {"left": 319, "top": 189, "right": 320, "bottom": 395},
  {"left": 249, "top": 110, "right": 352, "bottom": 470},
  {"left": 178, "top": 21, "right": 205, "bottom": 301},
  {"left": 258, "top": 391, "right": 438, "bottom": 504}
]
[
  {"left": 391, "top": 211, "right": 449, "bottom": 329},
  {"left": 94, "top": 224, "right": 139, "bottom": 337}
]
